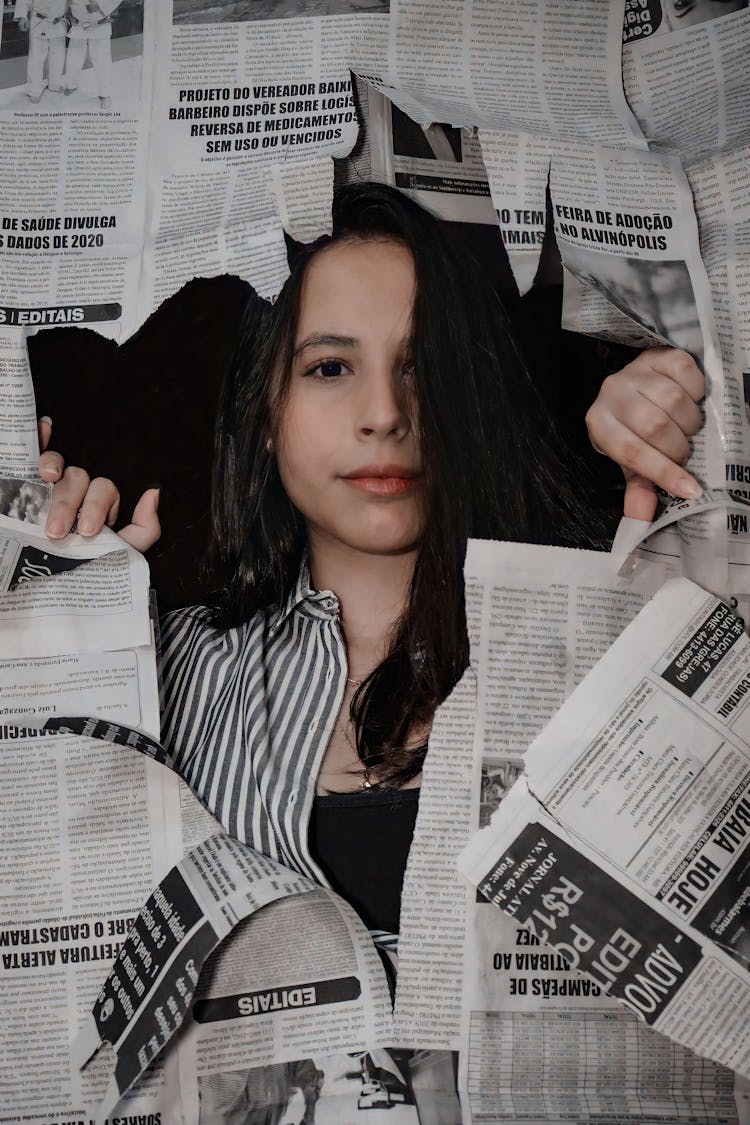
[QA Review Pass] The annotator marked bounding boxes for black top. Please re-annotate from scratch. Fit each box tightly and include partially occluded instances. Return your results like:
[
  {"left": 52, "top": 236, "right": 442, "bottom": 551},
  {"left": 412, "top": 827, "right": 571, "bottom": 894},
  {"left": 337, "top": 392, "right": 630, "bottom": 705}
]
[{"left": 308, "top": 787, "right": 421, "bottom": 936}]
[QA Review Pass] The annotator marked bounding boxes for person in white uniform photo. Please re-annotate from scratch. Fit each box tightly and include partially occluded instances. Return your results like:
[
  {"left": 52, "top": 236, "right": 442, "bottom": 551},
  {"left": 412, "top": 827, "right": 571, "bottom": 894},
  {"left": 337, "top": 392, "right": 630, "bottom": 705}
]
[
  {"left": 13, "top": 0, "right": 67, "bottom": 103},
  {"left": 64, "top": 0, "right": 121, "bottom": 109}
]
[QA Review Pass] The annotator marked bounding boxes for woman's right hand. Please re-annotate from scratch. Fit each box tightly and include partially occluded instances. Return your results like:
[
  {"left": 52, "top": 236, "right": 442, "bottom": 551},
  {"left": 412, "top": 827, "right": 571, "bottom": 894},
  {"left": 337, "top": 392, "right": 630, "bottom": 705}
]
[{"left": 38, "top": 417, "right": 161, "bottom": 553}]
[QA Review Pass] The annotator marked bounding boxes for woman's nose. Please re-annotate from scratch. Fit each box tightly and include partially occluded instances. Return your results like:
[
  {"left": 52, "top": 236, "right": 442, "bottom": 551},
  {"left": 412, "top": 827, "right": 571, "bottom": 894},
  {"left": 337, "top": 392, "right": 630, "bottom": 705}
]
[{"left": 356, "top": 369, "right": 410, "bottom": 439}]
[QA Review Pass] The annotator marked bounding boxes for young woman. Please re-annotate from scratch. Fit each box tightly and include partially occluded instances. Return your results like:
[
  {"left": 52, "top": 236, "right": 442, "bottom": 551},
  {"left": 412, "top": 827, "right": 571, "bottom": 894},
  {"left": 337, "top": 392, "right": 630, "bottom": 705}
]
[{"left": 38, "top": 183, "right": 705, "bottom": 948}]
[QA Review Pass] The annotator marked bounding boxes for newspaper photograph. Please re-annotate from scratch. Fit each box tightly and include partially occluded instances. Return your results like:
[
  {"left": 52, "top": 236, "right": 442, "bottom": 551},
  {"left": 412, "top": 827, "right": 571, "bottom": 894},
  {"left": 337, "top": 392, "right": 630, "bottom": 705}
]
[
  {"left": 0, "top": 474, "right": 49, "bottom": 523},
  {"left": 0, "top": 0, "right": 146, "bottom": 112},
  {"left": 194, "top": 1047, "right": 459, "bottom": 1123},
  {"left": 367, "top": 86, "right": 556, "bottom": 294}
]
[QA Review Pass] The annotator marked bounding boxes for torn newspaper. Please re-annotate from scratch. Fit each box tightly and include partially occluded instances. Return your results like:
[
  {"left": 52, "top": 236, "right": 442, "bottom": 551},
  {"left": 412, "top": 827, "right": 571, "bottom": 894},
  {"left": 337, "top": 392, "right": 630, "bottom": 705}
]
[
  {"left": 460, "top": 575, "right": 750, "bottom": 1080},
  {"left": 397, "top": 539, "right": 750, "bottom": 1122}
]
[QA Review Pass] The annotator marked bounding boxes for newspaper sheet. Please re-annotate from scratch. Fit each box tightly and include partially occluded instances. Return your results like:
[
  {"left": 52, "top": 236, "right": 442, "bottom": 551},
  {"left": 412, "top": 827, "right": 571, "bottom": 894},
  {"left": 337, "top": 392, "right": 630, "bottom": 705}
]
[
  {"left": 622, "top": 1, "right": 750, "bottom": 167},
  {"left": 477, "top": 128, "right": 552, "bottom": 295},
  {"left": 550, "top": 140, "right": 736, "bottom": 595},
  {"left": 545, "top": 7, "right": 750, "bottom": 589},
  {"left": 0, "top": 497, "right": 174, "bottom": 1122},
  {"left": 371, "top": 0, "right": 643, "bottom": 145},
  {"left": 600, "top": 137, "right": 750, "bottom": 595},
  {"left": 0, "top": 730, "right": 186, "bottom": 1124},
  {"left": 2, "top": 692, "right": 433, "bottom": 1125},
  {"left": 75, "top": 829, "right": 408, "bottom": 1120},
  {"left": 0, "top": 0, "right": 158, "bottom": 488},
  {"left": 367, "top": 85, "right": 496, "bottom": 223},
  {"left": 0, "top": 0, "right": 157, "bottom": 337},
  {"left": 10, "top": 686, "right": 462, "bottom": 1123},
  {"left": 0, "top": 514, "right": 151, "bottom": 656},
  {"left": 395, "top": 539, "right": 750, "bottom": 1122},
  {"left": 460, "top": 574, "right": 750, "bottom": 1085},
  {"left": 140, "top": 6, "right": 385, "bottom": 310}
]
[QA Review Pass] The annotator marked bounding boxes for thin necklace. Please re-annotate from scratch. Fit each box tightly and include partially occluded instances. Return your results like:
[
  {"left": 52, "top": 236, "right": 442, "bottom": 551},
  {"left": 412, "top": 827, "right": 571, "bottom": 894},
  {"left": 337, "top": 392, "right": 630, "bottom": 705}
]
[
  {"left": 335, "top": 718, "right": 372, "bottom": 789},
  {"left": 346, "top": 675, "right": 364, "bottom": 687}
]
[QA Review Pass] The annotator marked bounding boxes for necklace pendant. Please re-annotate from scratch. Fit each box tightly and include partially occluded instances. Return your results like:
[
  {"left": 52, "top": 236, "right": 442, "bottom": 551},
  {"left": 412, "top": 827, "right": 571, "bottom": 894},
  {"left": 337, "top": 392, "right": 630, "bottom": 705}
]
[{"left": 361, "top": 771, "right": 372, "bottom": 790}]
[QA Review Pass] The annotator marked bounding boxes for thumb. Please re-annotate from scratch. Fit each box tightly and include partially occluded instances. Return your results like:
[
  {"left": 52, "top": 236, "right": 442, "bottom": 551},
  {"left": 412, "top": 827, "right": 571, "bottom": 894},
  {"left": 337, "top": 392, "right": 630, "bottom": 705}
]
[
  {"left": 623, "top": 470, "right": 658, "bottom": 522},
  {"left": 119, "top": 487, "right": 161, "bottom": 554}
]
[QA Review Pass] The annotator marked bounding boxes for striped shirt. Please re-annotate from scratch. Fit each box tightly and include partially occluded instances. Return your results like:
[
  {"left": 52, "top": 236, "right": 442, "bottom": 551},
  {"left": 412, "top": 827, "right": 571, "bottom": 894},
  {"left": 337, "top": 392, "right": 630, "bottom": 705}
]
[{"left": 160, "top": 561, "right": 399, "bottom": 949}]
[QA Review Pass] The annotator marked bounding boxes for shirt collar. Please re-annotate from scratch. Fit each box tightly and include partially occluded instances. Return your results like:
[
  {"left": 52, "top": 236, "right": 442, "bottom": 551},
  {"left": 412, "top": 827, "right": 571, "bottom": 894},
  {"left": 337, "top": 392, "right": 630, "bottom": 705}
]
[{"left": 270, "top": 552, "right": 340, "bottom": 633}]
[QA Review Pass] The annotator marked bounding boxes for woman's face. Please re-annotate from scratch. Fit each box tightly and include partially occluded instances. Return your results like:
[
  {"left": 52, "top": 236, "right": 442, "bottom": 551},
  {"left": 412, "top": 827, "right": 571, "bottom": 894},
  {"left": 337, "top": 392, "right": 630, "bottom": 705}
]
[{"left": 275, "top": 238, "right": 423, "bottom": 559}]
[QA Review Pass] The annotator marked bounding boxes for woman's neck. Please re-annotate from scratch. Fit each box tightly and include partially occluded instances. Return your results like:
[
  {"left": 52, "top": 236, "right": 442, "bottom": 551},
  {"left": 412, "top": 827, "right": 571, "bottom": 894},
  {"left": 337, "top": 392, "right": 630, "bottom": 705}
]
[{"left": 308, "top": 536, "right": 417, "bottom": 675}]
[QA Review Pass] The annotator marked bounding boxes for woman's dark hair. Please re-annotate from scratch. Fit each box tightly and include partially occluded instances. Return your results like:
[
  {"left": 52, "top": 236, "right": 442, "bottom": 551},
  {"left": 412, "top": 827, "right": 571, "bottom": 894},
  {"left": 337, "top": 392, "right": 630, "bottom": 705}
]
[{"left": 210, "top": 181, "right": 588, "bottom": 789}]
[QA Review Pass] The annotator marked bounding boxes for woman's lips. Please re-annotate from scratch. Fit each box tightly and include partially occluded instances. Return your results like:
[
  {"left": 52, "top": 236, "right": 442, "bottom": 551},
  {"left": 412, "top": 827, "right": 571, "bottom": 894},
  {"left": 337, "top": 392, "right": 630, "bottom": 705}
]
[
  {"left": 342, "top": 466, "right": 419, "bottom": 496},
  {"left": 344, "top": 476, "right": 417, "bottom": 495}
]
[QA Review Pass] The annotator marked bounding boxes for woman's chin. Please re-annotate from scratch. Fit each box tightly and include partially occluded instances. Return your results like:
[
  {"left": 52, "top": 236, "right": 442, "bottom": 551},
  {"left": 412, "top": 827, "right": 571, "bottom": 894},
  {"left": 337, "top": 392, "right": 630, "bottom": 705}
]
[
  {"left": 313, "top": 515, "right": 423, "bottom": 559},
  {"left": 345, "top": 533, "right": 421, "bottom": 558}
]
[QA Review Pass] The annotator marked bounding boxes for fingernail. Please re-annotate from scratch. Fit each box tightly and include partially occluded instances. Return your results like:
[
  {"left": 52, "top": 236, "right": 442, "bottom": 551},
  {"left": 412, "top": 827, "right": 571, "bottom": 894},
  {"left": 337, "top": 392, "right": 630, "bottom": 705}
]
[
  {"left": 676, "top": 477, "right": 701, "bottom": 500},
  {"left": 145, "top": 482, "right": 162, "bottom": 492},
  {"left": 78, "top": 518, "right": 95, "bottom": 535},
  {"left": 42, "top": 466, "right": 61, "bottom": 480},
  {"left": 39, "top": 415, "right": 52, "bottom": 426},
  {"left": 46, "top": 519, "right": 64, "bottom": 538}
]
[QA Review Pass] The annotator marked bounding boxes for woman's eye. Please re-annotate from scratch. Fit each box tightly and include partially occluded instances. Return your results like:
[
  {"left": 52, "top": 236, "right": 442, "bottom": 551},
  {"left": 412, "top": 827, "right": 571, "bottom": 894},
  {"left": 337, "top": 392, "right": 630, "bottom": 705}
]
[{"left": 311, "top": 359, "right": 346, "bottom": 378}]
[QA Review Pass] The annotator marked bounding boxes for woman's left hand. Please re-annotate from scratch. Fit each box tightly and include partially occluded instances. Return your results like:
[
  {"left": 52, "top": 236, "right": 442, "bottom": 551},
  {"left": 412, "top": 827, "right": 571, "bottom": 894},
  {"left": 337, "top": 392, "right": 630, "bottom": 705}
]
[{"left": 585, "top": 346, "right": 705, "bottom": 522}]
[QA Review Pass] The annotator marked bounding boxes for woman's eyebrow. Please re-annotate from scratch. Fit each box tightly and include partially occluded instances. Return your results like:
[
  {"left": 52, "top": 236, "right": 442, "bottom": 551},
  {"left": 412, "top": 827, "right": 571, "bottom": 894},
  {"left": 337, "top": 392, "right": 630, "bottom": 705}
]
[{"left": 293, "top": 333, "right": 358, "bottom": 358}]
